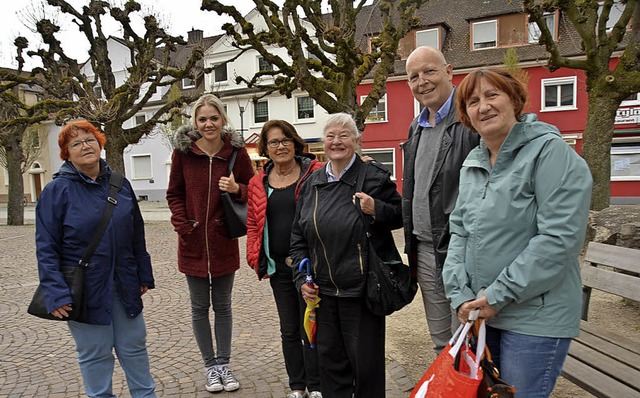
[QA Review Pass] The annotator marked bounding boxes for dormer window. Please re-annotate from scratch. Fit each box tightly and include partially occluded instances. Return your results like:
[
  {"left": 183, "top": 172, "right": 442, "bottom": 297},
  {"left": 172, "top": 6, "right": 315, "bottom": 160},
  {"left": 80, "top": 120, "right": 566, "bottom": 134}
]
[{"left": 416, "top": 28, "right": 440, "bottom": 49}]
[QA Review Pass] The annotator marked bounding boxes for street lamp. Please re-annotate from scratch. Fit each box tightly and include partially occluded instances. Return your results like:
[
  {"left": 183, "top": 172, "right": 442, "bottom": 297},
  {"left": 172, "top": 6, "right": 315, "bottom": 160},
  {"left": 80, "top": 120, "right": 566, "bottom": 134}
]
[{"left": 238, "top": 105, "right": 245, "bottom": 142}]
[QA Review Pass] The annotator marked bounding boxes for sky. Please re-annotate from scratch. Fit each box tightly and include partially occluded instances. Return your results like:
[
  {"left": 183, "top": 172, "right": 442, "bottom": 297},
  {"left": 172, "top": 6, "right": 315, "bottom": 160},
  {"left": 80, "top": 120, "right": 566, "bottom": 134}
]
[{"left": 0, "top": 0, "right": 258, "bottom": 69}]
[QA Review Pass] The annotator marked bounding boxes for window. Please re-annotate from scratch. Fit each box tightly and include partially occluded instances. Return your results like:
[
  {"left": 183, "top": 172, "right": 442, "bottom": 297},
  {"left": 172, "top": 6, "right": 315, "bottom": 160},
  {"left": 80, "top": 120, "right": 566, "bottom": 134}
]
[
  {"left": 471, "top": 14, "right": 555, "bottom": 49},
  {"left": 254, "top": 100, "right": 268, "bottom": 124},
  {"left": 135, "top": 114, "right": 146, "bottom": 126},
  {"left": 621, "top": 93, "right": 640, "bottom": 106},
  {"left": 541, "top": 77, "right": 577, "bottom": 111},
  {"left": 296, "top": 96, "right": 315, "bottom": 121},
  {"left": 363, "top": 95, "right": 387, "bottom": 123},
  {"left": 416, "top": 28, "right": 439, "bottom": 49},
  {"left": 368, "top": 35, "right": 381, "bottom": 54},
  {"left": 182, "top": 77, "right": 195, "bottom": 89},
  {"left": 611, "top": 145, "right": 640, "bottom": 181},
  {"left": 599, "top": 1, "right": 625, "bottom": 32},
  {"left": 361, "top": 149, "right": 396, "bottom": 179},
  {"left": 131, "top": 154, "right": 152, "bottom": 180},
  {"left": 529, "top": 13, "right": 556, "bottom": 43},
  {"left": 472, "top": 20, "right": 497, "bottom": 49},
  {"left": 258, "top": 56, "right": 273, "bottom": 72},
  {"left": 93, "top": 86, "right": 103, "bottom": 98},
  {"left": 214, "top": 64, "right": 228, "bottom": 83}
]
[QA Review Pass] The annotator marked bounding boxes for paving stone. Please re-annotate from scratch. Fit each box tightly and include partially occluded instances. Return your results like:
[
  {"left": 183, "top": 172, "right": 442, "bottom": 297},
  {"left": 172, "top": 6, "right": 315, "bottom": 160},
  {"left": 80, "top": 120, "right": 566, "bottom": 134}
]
[{"left": 0, "top": 205, "right": 415, "bottom": 397}]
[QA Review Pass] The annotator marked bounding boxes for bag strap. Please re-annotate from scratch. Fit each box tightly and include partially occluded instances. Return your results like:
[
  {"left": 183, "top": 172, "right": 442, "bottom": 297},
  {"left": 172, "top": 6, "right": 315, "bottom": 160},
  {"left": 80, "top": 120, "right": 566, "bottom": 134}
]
[
  {"left": 79, "top": 171, "right": 124, "bottom": 267},
  {"left": 227, "top": 148, "right": 238, "bottom": 177},
  {"left": 354, "top": 162, "right": 371, "bottom": 235}
]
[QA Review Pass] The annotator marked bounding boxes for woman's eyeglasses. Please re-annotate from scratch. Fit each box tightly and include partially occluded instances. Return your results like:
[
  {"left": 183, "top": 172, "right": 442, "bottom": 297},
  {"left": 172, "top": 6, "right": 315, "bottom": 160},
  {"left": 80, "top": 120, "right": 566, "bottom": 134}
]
[
  {"left": 68, "top": 137, "right": 98, "bottom": 150},
  {"left": 267, "top": 138, "right": 293, "bottom": 148}
]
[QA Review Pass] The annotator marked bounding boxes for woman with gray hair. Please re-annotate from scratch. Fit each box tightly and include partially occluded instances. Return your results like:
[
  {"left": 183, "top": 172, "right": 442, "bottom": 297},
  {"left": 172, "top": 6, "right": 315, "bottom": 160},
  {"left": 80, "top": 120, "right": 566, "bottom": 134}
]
[
  {"left": 166, "top": 93, "right": 254, "bottom": 393},
  {"left": 289, "top": 113, "right": 403, "bottom": 397}
]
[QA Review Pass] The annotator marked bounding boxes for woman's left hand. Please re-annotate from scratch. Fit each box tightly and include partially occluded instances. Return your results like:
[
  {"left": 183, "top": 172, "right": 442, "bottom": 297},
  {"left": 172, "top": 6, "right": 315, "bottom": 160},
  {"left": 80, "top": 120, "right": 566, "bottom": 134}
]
[
  {"left": 457, "top": 296, "right": 497, "bottom": 324},
  {"left": 219, "top": 172, "right": 240, "bottom": 194},
  {"left": 140, "top": 286, "right": 149, "bottom": 295},
  {"left": 353, "top": 192, "right": 375, "bottom": 216}
]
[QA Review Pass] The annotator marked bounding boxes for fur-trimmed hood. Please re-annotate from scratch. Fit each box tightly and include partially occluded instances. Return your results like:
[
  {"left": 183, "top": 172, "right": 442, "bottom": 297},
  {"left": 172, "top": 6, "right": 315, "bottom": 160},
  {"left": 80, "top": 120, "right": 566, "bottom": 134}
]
[{"left": 171, "top": 125, "right": 245, "bottom": 153}]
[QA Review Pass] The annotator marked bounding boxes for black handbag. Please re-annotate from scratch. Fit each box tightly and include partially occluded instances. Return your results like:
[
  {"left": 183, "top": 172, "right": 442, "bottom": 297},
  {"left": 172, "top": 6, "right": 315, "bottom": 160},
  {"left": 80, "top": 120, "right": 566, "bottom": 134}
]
[
  {"left": 355, "top": 163, "right": 417, "bottom": 316},
  {"left": 221, "top": 149, "right": 248, "bottom": 239},
  {"left": 27, "top": 171, "right": 124, "bottom": 321}
]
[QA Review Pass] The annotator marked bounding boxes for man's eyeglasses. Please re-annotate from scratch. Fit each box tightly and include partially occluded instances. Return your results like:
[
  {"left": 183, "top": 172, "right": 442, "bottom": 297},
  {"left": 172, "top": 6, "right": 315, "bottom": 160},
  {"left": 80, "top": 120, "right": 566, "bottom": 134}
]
[
  {"left": 407, "top": 67, "right": 444, "bottom": 86},
  {"left": 267, "top": 138, "right": 294, "bottom": 148},
  {"left": 68, "top": 137, "right": 98, "bottom": 150}
]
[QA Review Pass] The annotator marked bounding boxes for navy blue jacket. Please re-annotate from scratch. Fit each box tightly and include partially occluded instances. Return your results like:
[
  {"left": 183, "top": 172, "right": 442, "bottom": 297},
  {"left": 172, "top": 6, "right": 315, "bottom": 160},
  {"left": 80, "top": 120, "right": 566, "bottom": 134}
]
[{"left": 35, "top": 160, "right": 154, "bottom": 325}]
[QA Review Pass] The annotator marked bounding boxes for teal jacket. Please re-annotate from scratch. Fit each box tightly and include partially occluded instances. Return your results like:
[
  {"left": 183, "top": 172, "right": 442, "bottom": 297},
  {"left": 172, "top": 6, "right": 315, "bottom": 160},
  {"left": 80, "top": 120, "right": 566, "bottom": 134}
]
[{"left": 442, "top": 114, "right": 592, "bottom": 338}]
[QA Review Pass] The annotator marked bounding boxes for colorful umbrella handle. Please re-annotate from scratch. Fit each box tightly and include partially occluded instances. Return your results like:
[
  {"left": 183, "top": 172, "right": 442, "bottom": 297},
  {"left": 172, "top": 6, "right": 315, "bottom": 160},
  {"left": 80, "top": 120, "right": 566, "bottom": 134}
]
[
  {"left": 299, "top": 258, "right": 311, "bottom": 275},
  {"left": 298, "top": 258, "right": 313, "bottom": 285}
]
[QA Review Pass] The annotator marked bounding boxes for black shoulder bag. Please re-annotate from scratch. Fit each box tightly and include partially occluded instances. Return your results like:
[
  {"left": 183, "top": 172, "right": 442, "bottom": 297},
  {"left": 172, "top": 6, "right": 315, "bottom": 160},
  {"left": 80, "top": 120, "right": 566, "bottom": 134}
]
[
  {"left": 355, "top": 163, "right": 416, "bottom": 316},
  {"left": 221, "top": 149, "right": 248, "bottom": 239},
  {"left": 28, "top": 171, "right": 124, "bottom": 321}
]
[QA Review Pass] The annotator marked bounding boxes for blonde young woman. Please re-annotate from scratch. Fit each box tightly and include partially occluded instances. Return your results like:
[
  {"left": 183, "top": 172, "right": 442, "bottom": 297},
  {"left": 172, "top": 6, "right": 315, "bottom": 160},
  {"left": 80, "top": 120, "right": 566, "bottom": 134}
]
[{"left": 166, "top": 93, "right": 254, "bottom": 393}]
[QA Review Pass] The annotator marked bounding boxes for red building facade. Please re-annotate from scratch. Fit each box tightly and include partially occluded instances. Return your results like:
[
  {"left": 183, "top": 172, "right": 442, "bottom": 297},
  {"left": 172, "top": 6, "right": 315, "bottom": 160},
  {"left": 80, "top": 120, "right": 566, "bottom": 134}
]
[{"left": 356, "top": 1, "right": 639, "bottom": 203}]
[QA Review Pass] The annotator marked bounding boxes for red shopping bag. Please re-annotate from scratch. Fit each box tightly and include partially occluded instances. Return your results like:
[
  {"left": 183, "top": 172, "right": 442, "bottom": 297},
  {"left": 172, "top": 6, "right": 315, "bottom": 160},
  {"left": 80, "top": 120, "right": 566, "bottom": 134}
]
[{"left": 410, "top": 321, "right": 484, "bottom": 398}]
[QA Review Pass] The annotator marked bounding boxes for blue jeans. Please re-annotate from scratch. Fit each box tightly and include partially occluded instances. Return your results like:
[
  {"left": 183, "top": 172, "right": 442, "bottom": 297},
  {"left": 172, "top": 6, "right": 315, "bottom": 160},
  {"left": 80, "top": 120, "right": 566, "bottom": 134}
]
[
  {"left": 68, "top": 292, "right": 156, "bottom": 398},
  {"left": 186, "top": 273, "right": 234, "bottom": 368},
  {"left": 486, "top": 325, "right": 571, "bottom": 398}
]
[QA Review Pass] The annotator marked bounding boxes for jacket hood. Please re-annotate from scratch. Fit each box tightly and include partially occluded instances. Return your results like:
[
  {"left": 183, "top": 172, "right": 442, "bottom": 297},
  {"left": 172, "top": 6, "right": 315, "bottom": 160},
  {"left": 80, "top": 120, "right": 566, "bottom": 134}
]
[
  {"left": 53, "top": 159, "right": 111, "bottom": 183},
  {"left": 171, "top": 125, "right": 245, "bottom": 154}
]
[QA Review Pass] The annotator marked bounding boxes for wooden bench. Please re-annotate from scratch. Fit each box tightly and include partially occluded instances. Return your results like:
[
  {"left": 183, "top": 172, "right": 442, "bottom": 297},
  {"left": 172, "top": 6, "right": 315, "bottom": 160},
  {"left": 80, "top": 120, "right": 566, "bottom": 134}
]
[{"left": 561, "top": 242, "right": 640, "bottom": 397}]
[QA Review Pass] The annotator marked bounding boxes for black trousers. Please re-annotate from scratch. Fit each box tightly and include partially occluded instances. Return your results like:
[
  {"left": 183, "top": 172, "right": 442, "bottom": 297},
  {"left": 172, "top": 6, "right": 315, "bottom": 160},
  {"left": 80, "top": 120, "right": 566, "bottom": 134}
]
[
  {"left": 270, "top": 262, "right": 321, "bottom": 392},
  {"left": 316, "top": 294, "right": 385, "bottom": 398}
]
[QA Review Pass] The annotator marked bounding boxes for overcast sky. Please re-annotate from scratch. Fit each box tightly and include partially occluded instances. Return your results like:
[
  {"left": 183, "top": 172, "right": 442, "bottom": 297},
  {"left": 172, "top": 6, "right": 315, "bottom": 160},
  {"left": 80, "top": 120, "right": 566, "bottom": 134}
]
[{"left": 0, "top": 0, "right": 257, "bottom": 69}]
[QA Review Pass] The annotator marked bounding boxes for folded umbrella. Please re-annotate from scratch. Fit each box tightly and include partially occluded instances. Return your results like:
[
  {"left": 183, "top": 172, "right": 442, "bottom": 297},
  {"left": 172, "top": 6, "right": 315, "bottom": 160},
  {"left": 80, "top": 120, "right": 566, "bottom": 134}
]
[{"left": 298, "top": 258, "right": 321, "bottom": 348}]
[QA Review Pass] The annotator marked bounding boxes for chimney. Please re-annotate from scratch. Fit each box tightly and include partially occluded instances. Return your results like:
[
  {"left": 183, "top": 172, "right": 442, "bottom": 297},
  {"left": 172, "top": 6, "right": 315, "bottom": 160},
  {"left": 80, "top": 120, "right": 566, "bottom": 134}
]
[{"left": 187, "top": 28, "right": 203, "bottom": 44}]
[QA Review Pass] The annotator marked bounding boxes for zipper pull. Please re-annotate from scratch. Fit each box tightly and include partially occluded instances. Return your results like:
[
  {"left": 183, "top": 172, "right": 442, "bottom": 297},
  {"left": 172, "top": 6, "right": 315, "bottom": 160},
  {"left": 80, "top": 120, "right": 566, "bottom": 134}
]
[{"left": 482, "top": 179, "right": 489, "bottom": 199}]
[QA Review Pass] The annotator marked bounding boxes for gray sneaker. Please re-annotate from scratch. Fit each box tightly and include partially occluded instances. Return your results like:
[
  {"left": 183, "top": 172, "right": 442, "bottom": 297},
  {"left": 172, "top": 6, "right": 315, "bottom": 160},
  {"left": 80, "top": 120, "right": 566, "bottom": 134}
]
[
  {"left": 308, "top": 392, "right": 323, "bottom": 398},
  {"left": 219, "top": 365, "right": 240, "bottom": 392},
  {"left": 286, "top": 392, "right": 307, "bottom": 398},
  {"left": 205, "top": 367, "right": 223, "bottom": 392}
]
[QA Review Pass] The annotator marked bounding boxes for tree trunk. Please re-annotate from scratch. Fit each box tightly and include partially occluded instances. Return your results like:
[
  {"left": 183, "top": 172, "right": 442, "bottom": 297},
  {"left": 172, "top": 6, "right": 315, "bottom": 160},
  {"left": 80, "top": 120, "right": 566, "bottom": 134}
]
[
  {"left": 581, "top": 93, "right": 620, "bottom": 211},
  {"left": 4, "top": 140, "right": 25, "bottom": 225},
  {"left": 104, "top": 133, "right": 127, "bottom": 174}
]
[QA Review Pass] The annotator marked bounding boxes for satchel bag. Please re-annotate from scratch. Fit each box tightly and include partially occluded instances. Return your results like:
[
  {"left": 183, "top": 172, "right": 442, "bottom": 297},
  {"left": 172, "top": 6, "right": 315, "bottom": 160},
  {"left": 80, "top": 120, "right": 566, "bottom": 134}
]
[
  {"left": 355, "top": 163, "right": 417, "bottom": 316},
  {"left": 28, "top": 265, "right": 85, "bottom": 321},
  {"left": 27, "top": 171, "right": 124, "bottom": 321},
  {"left": 221, "top": 148, "right": 248, "bottom": 239},
  {"left": 410, "top": 320, "right": 485, "bottom": 398}
]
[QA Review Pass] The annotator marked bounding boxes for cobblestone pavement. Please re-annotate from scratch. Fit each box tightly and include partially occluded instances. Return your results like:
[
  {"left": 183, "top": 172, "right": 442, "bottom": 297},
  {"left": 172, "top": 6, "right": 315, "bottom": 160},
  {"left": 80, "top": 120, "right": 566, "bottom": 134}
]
[{"left": 0, "top": 204, "right": 417, "bottom": 397}]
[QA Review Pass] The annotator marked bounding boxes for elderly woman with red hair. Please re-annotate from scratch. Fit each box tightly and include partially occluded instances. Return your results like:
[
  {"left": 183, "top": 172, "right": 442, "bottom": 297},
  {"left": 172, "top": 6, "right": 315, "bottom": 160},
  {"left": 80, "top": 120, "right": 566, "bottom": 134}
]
[{"left": 35, "top": 120, "right": 156, "bottom": 397}]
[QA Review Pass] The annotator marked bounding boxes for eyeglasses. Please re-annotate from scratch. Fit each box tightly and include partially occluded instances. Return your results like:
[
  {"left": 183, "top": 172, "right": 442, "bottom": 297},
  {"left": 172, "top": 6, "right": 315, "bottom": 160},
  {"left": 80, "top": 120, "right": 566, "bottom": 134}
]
[
  {"left": 324, "top": 133, "right": 353, "bottom": 142},
  {"left": 68, "top": 137, "right": 98, "bottom": 150},
  {"left": 407, "top": 67, "right": 445, "bottom": 86},
  {"left": 267, "top": 138, "right": 293, "bottom": 148}
]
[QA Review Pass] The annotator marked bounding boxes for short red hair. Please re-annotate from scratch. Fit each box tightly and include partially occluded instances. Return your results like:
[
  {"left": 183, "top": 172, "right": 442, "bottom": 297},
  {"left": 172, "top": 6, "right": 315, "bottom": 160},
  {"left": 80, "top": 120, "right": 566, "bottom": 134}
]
[
  {"left": 58, "top": 120, "right": 106, "bottom": 160},
  {"left": 455, "top": 68, "right": 528, "bottom": 131}
]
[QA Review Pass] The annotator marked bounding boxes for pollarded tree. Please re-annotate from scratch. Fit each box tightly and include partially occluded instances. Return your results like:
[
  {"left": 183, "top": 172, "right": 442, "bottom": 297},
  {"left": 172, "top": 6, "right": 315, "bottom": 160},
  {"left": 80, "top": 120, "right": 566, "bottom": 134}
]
[
  {"left": 14, "top": 0, "right": 206, "bottom": 173},
  {"left": 0, "top": 51, "right": 75, "bottom": 224},
  {"left": 524, "top": 0, "right": 640, "bottom": 211},
  {"left": 201, "top": 0, "right": 427, "bottom": 132}
]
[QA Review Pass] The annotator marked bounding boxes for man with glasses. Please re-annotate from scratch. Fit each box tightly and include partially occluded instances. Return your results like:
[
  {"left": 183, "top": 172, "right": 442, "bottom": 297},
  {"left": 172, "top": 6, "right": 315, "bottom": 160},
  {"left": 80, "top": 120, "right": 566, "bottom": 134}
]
[{"left": 402, "top": 46, "right": 479, "bottom": 353}]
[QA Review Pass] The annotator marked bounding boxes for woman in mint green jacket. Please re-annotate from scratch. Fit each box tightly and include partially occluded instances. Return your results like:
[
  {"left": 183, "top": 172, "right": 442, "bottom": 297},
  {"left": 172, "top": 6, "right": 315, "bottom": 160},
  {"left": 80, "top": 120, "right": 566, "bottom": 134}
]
[{"left": 444, "top": 68, "right": 592, "bottom": 398}]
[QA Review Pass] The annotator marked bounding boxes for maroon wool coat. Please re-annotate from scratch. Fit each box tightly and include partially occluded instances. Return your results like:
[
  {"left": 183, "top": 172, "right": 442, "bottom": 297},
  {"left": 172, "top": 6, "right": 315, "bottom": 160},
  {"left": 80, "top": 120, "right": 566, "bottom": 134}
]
[{"left": 166, "top": 130, "right": 254, "bottom": 278}]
